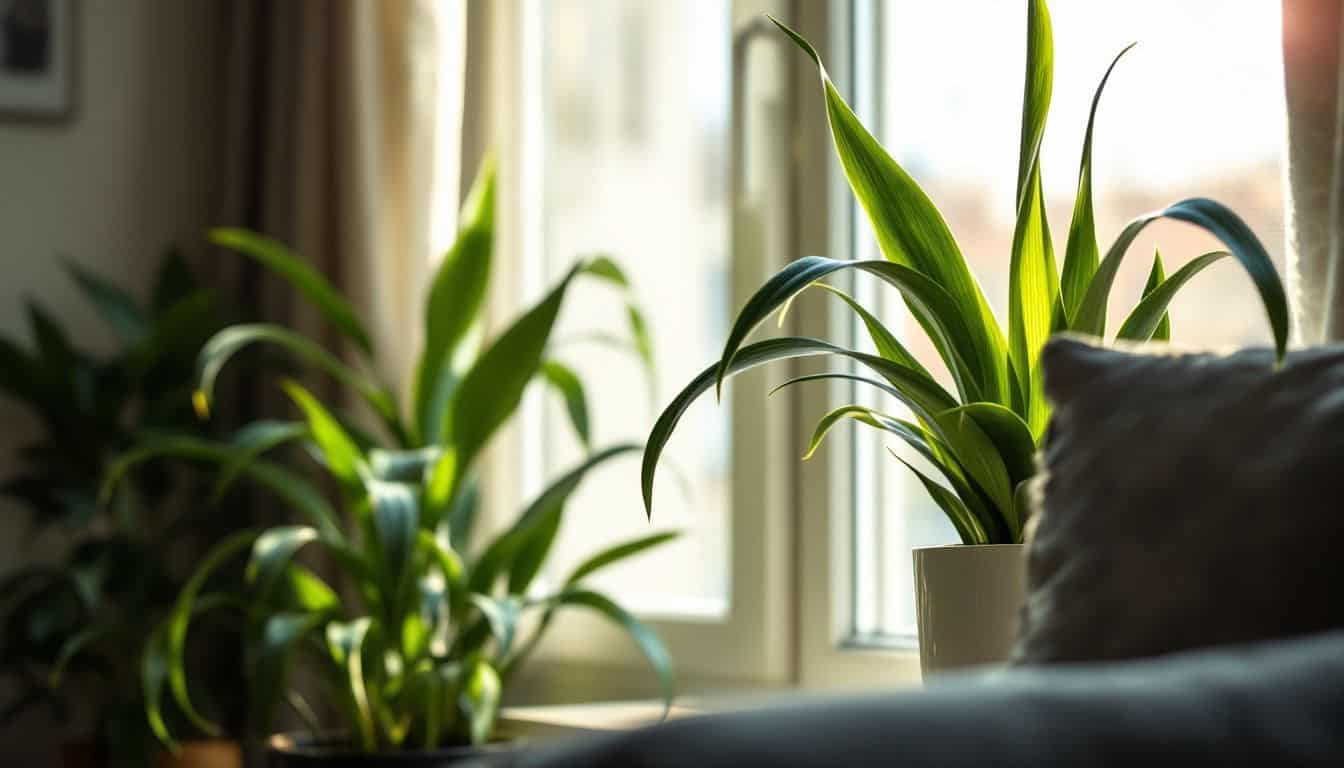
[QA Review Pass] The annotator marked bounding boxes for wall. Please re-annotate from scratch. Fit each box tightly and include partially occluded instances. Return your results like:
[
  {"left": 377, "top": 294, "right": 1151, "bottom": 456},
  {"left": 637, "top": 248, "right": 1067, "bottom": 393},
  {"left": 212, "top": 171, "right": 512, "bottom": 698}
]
[{"left": 0, "top": 0, "right": 220, "bottom": 757}]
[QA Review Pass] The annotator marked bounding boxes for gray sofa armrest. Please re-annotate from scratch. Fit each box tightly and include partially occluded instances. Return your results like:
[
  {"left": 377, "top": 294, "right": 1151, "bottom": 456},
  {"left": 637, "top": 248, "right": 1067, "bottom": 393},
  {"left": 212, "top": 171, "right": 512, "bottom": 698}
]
[{"left": 520, "top": 630, "right": 1344, "bottom": 767}]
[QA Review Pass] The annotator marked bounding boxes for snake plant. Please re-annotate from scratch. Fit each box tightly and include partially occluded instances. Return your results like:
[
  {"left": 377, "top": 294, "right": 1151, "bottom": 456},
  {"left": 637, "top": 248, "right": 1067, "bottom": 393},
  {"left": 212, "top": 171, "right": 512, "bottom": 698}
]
[
  {"left": 0, "top": 250, "right": 246, "bottom": 761},
  {"left": 106, "top": 157, "right": 676, "bottom": 751},
  {"left": 642, "top": 0, "right": 1288, "bottom": 545}
]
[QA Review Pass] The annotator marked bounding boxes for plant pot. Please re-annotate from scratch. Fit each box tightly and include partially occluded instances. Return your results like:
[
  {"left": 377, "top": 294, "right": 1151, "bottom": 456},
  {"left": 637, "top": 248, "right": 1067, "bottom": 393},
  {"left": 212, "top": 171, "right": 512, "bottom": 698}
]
[
  {"left": 157, "top": 740, "right": 244, "bottom": 768},
  {"left": 266, "top": 732, "right": 524, "bottom": 767},
  {"left": 913, "top": 543, "right": 1026, "bottom": 676},
  {"left": 60, "top": 738, "right": 99, "bottom": 768}
]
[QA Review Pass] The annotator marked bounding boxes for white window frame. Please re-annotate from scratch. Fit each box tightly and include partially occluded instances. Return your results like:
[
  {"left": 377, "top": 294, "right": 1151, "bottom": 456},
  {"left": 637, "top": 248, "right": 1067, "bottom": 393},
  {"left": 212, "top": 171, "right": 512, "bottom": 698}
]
[{"left": 465, "top": 0, "right": 920, "bottom": 701}]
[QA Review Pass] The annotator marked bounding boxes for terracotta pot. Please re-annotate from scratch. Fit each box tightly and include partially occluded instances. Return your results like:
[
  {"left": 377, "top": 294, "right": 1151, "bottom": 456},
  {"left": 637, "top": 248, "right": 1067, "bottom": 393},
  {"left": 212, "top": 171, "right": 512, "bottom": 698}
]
[
  {"left": 156, "top": 740, "right": 244, "bottom": 768},
  {"left": 913, "top": 543, "right": 1026, "bottom": 676},
  {"left": 266, "top": 732, "right": 524, "bottom": 767}
]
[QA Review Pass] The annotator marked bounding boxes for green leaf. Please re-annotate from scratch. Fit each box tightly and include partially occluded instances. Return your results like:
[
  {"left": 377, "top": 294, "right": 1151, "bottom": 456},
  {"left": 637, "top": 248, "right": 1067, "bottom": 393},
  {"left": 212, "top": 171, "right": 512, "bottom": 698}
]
[
  {"left": 142, "top": 626, "right": 173, "bottom": 746},
  {"left": 365, "top": 479, "right": 420, "bottom": 616},
  {"left": 459, "top": 659, "right": 501, "bottom": 745},
  {"left": 468, "top": 594, "right": 521, "bottom": 656},
  {"left": 1060, "top": 43, "right": 1135, "bottom": 321},
  {"left": 448, "top": 263, "right": 584, "bottom": 487},
  {"left": 800, "top": 404, "right": 890, "bottom": 461},
  {"left": 770, "top": 17, "right": 1009, "bottom": 406},
  {"left": 212, "top": 421, "right": 310, "bottom": 501},
  {"left": 626, "top": 304, "right": 655, "bottom": 380},
  {"left": 275, "top": 564, "right": 341, "bottom": 613},
  {"left": 890, "top": 453, "right": 988, "bottom": 545},
  {"left": 471, "top": 444, "right": 640, "bottom": 596},
  {"left": 1117, "top": 249, "right": 1221, "bottom": 343},
  {"left": 49, "top": 623, "right": 116, "bottom": 687},
  {"left": 540, "top": 360, "right": 591, "bottom": 449},
  {"left": 247, "top": 526, "right": 320, "bottom": 595},
  {"left": 415, "top": 156, "right": 496, "bottom": 445},
  {"left": 931, "top": 408, "right": 1015, "bottom": 526},
  {"left": 281, "top": 379, "right": 367, "bottom": 489},
  {"left": 447, "top": 478, "right": 480, "bottom": 554},
  {"left": 645, "top": 337, "right": 957, "bottom": 518},
  {"left": 210, "top": 228, "right": 373, "bottom": 355},
  {"left": 548, "top": 589, "right": 674, "bottom": 716},
  {"left": 716, "top": 256, "right": 985, "bottom": 406},
  {"left": 251, "top": 611, "right": 329, "bottom": 733},
  {"left": 565, "top": 531, "right": 680, "bottom": 585},
  {"left": 326, "top": 618, "right": 376, "bottom": 751},
  {"left": 103, "top": 434, "right": 343, "bottom": 542},
  {"left": 195, "top": 324, "right": 399, "bottom": 435},
  {"left": 811, "top": 284, "right": 930, "bottom": 376},
  {"left": 1071, "top": 198, "right": 1289, "bottom": 360},
  {"left": 943, "top": 402, "right": 1037, "bottom": 492},
  {"left": 166, "top": 530, "right": 258, "bottom": 738},
  {"left": 26, "top": 302, "right": 75, "bottom": 377},
  {"left": 1142, "top": 250, "right": 1171, "bottom": 341},
  {"left": 66, "top": 261, "right": 149, "bottom": 345},
  {"left": 1007, "top": 0, "right": 1058, "bottom": 436}
]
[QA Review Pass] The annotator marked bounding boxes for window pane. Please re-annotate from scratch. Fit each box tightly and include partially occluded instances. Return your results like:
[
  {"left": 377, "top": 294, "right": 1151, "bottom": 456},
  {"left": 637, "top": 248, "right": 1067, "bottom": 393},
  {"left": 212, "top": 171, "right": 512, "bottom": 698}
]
[
  {"left": 855, "top": 0, "right": 1285, "bottom": 638},
  {"left": 536, "top": 0, "right": 732, "bottom": 616}
]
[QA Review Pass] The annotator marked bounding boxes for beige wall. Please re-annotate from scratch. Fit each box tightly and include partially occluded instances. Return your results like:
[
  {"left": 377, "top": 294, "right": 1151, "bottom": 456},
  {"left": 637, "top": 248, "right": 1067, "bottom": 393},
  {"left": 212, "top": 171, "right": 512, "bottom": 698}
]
[{"left": 0, "top": 0, "right": 220, "bottom": 756}]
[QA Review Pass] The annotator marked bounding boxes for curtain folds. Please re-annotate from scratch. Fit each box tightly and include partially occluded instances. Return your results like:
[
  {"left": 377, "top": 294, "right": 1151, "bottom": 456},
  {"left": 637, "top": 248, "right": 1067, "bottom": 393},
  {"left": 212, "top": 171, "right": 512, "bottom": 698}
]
[
  {"left": 1283, "top": 0, "right": 1344, "bottom": 344},
  {"left": 212, "top": 0, "right": 465, "bottom": 411}
]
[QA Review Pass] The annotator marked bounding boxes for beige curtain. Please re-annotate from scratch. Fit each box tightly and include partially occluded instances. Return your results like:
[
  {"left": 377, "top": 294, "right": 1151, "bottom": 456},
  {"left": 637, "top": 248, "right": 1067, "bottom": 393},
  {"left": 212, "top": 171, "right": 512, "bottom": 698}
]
[
  {"left": 1284, "top": 0, "right": 1344, "bottom": 344},
  {"left": 212, "top": 0, "right": 465, "bottom": 409}
]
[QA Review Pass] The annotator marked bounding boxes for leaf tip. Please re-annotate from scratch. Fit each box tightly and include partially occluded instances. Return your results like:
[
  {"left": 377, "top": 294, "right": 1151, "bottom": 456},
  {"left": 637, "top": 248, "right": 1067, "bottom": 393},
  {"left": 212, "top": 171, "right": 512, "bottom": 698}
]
[{"left": 191, "top": 389, "right": 211, "bottom": 420}]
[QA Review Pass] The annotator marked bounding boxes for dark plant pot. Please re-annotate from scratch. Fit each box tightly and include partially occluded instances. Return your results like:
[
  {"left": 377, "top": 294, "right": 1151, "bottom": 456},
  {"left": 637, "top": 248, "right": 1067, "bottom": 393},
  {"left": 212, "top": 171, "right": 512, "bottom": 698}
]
[{"left": 266, "top": 732, "right": 525, "bottom": 768}]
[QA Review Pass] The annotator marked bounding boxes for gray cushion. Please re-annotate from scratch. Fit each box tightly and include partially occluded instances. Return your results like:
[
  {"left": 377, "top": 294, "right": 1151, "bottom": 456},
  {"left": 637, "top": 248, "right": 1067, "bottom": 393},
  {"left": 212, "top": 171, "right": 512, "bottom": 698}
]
[
  {"left": 520, "top": 631, "right": 1344, "bottom": 767},
  {"left": 1013, "top": 336, "right": 1344, "bottom": 664}
]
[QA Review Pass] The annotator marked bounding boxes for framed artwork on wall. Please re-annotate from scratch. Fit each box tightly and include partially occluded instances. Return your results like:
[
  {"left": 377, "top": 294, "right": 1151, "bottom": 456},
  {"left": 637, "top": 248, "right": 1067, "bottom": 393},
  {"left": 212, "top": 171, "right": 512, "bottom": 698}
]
[{"left": 0, "top": 0, "right": 71, "bottom": 119}]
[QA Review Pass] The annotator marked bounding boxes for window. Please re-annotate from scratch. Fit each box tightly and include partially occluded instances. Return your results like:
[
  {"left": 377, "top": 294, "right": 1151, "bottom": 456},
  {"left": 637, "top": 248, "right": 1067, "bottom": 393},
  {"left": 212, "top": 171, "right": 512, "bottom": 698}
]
[{"left": 849, "top": 1, "right": 1286, "bottom": 642}]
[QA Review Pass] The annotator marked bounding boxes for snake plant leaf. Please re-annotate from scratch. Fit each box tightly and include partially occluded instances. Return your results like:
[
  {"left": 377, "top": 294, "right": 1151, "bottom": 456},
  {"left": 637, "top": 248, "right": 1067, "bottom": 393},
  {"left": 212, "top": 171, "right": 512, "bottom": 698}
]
[
  {"left": 414, "top": 157, "right": 496, "bottom": 445},
  {"left": 468, "top": 444, "right": 639, "bottom": 596},
  {"left": 548, "top": 589, "right": 674, "bottom": 716},
  {"left": 468, "top": 595, "right": 521, "bottom": 657},
  {"left": 195, "top": 324, "right": 400, "bottom": 440},
  {"left": 210, "top": 228, "right": 373, "bottom": 356},
  {"left": 1071, "top": 198, "right": 1288, "bottom": 360},
  {"left": 1061, "top": 43, "right": 1135, "bottom": 321},
  {"left": 282, "top": 380, "right": 367, "bottom": 490},
  {"left": 102, "top": 435, "right": 343, "bottom": 542},
  {"left": 565, "top": 531, "right": 681, "bottom": 586},
  {"left": 644, "top": 336, "right": 958, "bottom": 518},
  {"left": 460, "top": 659, "right": 501, "bottom": 746},
  {"left": 771, "top": 17, "right": 1009, "bottom": 408},
  {"left": 66, "top": 261, "right": 150, "bottom": 345},
  {"left": 890, "top": 453, "right": 988, "bottom": 545},
  {"left": 365, "top": 479, "right": 420, "bottom": 616},
  {"left": 246, "top": 526, "right": 320, "bottom": 596},
  {"left": 1139, "top": 250, "right": 1171, "bottom": 341},
  {"left": 212, "top": 421, "right": 310, "bottom": 501},
  {"left": 1116, "top": 251, "right": 1229, "bottom": 343},
  {"left": 540, "top": 360, "right": 591, "bottom": 449},
  {"left": 1007, "top": 0, "right": 1058, "bottom": 437},
  {"left": 326, "top": 618, "right": 376, "bottom": 751},
  {"left": 251, "top": 611, "right": 329, "bottom": 734},
  {"left": 448, "top": 263, "right": 583, "bottom": 491},
  {"left": 716, "top": 256, "right": 984, "bottom": 405},
  {"left": 812, "top": 283, "right": 930, "bottom": 376},
  {"left": 164, "top": 530, "right": 258, "bottom": 738}
]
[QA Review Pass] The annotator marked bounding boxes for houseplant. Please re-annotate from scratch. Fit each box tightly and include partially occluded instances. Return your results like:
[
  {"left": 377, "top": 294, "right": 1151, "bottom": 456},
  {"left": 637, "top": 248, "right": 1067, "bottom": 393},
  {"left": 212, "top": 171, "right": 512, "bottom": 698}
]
[
  {"left": 641, "top": 0, "right": 1288, "bottom": 672},
  {"left": 105, "top": 158, "right": 677, "bottom": 763},
  {"left": 0, "top": 252, "right": 248, "bottom": 765}
]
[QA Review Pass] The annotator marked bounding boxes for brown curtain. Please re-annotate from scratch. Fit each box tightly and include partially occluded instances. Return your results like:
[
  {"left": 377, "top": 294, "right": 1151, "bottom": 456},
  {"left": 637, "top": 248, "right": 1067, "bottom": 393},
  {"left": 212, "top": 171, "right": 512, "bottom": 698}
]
[
  {"left": 1284, "top": 0, "right": 1344, "bottom": 344},
  {"left": 209, "top": 0, "right": 464, "bottom": 417}
]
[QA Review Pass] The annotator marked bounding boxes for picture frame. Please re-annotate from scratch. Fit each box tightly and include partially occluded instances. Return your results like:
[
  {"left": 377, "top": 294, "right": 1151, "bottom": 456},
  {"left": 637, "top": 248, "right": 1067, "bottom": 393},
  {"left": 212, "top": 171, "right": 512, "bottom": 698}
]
[{"left": 0, "top": 0, "right": 71, "bottom": 119}]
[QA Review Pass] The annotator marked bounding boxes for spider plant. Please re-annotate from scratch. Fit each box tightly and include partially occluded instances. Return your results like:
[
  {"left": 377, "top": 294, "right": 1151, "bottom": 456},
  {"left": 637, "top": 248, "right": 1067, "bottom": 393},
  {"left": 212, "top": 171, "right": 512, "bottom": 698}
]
[
  {"left": 105, "top": 158, "right": 676, "bottom": 752},
  {"left": 0, "top": 250, "right": 245, "bottom": 761},
  {"left": 642, "top": 0, "right": 1288, "bottom": 545}
]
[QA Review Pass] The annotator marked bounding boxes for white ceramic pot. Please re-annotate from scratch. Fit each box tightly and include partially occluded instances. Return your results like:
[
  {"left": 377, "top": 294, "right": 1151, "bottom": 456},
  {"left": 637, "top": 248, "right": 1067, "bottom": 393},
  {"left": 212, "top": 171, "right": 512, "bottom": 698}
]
[{"left": 913, "top": 543, "right": 1026, "bottom": 676}]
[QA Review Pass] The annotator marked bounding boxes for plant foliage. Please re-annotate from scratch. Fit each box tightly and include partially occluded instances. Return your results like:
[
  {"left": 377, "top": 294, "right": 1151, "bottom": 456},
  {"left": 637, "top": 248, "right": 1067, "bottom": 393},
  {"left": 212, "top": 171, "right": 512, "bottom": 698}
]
[
  {"left": 109, "top": 158, "right": 676, "bottom": 751},
  {"left": 642, "top": 0, "right": 1288, "bottom": 544}
]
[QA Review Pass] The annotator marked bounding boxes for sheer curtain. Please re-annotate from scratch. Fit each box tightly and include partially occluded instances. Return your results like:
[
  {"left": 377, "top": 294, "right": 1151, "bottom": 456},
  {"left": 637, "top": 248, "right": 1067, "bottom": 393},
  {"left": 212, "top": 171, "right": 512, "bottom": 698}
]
[{"left": 1283, "top": 0, "right": 1344, "bottom": 344}]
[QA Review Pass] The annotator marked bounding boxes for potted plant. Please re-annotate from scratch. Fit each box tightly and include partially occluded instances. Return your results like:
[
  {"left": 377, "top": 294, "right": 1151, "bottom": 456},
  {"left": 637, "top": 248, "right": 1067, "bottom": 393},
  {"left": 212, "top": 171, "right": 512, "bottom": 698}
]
[
  {"left": 641, "top": 0, "right": 1288, "bottom": 674},
  {"left": 0, "top": 252, "right": 248, "bottom": 766},
  {"left": 105, "top": 158, "right": 677, "bottom": 764}
]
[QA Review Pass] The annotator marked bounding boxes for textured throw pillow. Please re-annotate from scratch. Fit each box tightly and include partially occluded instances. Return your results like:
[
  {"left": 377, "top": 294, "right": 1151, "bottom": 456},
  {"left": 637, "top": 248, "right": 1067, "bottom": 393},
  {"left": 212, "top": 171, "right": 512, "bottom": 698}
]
[{"left": 1012, "top": 335, "right": 1344, "bottom": 664}]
